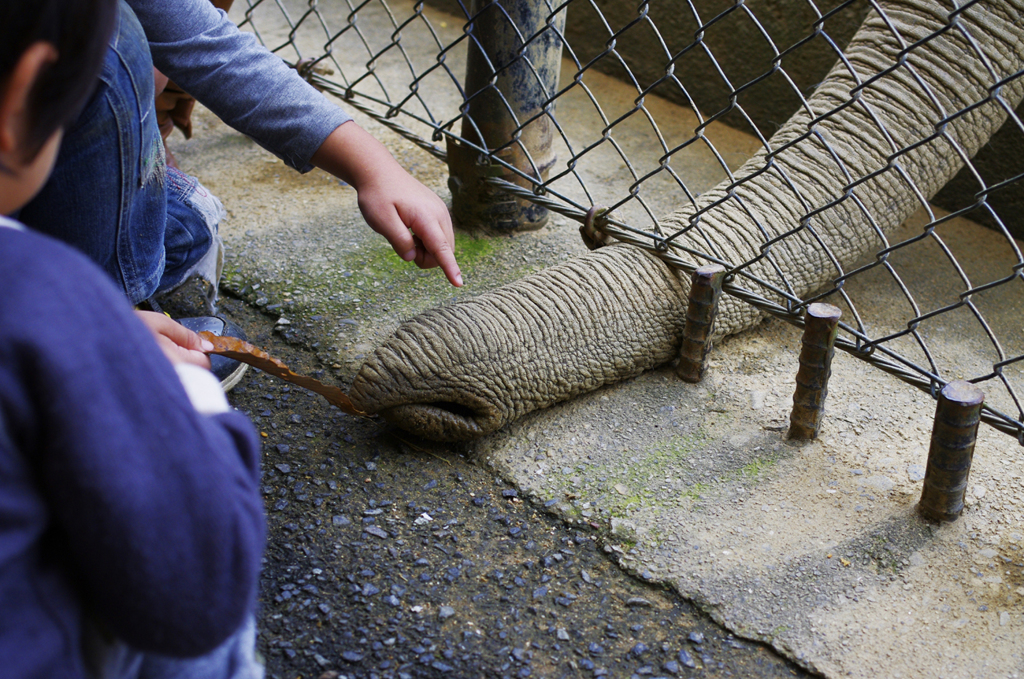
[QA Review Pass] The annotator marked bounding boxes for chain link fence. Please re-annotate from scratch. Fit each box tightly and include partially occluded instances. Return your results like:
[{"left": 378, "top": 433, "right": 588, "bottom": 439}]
[{"left": 231, "top": 0, "right": 1024, "bottom": 444}]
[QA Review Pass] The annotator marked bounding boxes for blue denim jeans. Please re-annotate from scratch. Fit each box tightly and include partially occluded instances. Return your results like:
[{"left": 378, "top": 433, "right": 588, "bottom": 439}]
[
  {"left": 85, "top": 615, "right": 264, "bottom": 679},
  {"left": 18, "top": 0, "right": 222, "bottom": 306}
]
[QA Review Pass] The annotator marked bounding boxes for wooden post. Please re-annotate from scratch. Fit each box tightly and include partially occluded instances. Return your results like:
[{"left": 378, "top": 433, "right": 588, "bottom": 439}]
[
  {"left": 676, "top": 265, "right": 727, "bottom": 383},
  {"left": 918, "top": 381, "right": 985, "bottom": 522},
  {"left": 788, "top": 303, "right": 842, "bottom": 440}
]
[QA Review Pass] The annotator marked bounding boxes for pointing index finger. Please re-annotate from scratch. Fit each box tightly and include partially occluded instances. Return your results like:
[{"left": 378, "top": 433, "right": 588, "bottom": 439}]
[{"left": 412, "top": 233, "right": 463, "bottom": 287}]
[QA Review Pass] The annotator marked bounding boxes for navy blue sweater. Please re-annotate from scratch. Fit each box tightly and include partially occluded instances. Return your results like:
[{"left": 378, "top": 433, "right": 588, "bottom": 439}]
[{"left": 0, "top": 223, "right": 265, "bottom": 678}]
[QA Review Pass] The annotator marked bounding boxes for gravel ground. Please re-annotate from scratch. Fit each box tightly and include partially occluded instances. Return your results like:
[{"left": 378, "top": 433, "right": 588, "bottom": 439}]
[{"left": 209, "top": 294, "right": 813, "bottom": 679}]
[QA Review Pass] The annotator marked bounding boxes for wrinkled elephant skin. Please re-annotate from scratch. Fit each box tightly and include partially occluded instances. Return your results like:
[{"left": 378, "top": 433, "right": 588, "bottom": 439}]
[{"left": 352, "top": 246, "right": 688, "bottom": 441}]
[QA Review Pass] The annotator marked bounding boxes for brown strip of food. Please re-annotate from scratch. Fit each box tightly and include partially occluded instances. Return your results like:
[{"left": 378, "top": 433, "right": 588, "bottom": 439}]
[{"left": 200, "top": 332, "right": 367, "bottom": 417}]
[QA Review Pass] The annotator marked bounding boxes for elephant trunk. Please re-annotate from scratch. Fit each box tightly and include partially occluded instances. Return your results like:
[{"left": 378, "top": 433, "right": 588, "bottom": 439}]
[
  {"left": 351, "top": 246, "right": 688, "bottom": 441},
  {"left": 351, "top": 0, "right": 1024, "bottom": 441}
]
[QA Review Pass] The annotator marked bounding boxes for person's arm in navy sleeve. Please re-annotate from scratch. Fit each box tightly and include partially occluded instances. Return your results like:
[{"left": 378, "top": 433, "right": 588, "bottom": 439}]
[{"left": 0, "top": 229, "right": 264, "bottom": 657}]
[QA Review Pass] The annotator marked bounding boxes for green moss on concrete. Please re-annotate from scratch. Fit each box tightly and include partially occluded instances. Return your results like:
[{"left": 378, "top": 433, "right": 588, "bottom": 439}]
[
  {"left": 681, "top": 482, "right": 711, "bottom": 500},
  {"left": 614, "top": 495, "right": 644, "bottom": 514},
  {"left": 578, "top": 432, "right": 709, "bottom": 519},
  {"left": 866, "top": 534, "right": 903, "bottom": 575},
  {"left": 223, "top": 229, "right": 515, "bottom": 329},
  {"left": 739, "top": 456, "right": 777, "bottom": 479},
  {"left": 560, "top": 434, "right": 785, "bottom": 522},
  {"left": 355, "top": 231, "right": 496, "bottom": 277},
  {"left": 453, "top": 231, "right": 497, "bottom": 262}
]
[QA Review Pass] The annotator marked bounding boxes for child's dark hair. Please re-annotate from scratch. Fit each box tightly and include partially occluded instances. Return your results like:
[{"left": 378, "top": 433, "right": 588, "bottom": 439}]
[{"left": 1, "top": 0, "right": 117, "bottom": 158}]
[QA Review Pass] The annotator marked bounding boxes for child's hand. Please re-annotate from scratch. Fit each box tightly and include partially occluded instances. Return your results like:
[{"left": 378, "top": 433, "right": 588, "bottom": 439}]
[
  {"left": 134, "top": 310, "right": 214, "bottom": 369},
  {"left": 311, "top": 122, "right": 463, "bottom": 287},
  {"left": 356, "top": 166, "right": 463, "bottom": 286}
]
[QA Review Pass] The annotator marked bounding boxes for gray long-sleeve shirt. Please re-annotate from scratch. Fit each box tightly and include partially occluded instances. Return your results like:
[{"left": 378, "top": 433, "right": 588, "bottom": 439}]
[{"left": 128, "top": 0, "right": 352, "bottom": 172}]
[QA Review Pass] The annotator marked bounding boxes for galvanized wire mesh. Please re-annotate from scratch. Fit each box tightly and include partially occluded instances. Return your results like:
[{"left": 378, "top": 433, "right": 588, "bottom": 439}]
[{"left": 232, "top": 0, "right": 1024, "bottom": 443}]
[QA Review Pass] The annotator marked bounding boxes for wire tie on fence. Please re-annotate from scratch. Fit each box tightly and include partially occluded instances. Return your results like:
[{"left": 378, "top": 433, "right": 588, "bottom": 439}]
[
  {"left": 918, "top": 381, "right": 984, "bottom": 522},
  {"left": 580, "top": 206, "right": 613, "bottom": 250},
  {"left": 290, "top": 58, "right": 333, "bottom": 92}
]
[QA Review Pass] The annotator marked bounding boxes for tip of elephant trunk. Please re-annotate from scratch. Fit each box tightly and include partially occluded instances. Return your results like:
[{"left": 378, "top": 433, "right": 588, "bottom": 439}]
[
  {"left": 352, "top": 382, "right": 506, "bottom": 442},
  {"left": 376, "top": 402, "right": 489, "bottom": 442}
]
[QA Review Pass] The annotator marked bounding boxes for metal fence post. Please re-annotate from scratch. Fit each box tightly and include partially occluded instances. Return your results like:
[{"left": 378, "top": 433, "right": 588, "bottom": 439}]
[
  {"left": 918, "top": 381, "right": 985, "bottom": 522},
  {"left": 447, "top": 0, "right": 565, "bottom": 233},
  {"left": 677, "top": 265, "right": 727, "bottom": 383},
  {"left": 788, "top": 303, "right": 842, "bottom": 440}
]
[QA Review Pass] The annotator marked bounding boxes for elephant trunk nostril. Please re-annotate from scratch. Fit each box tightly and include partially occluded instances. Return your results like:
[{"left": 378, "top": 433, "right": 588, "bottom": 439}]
[
  {"left": 420, "top": 401, "right": 479, "bottom": 419},
  {"left": 376, "top": 401, "right": 494, "bottom": 442}
]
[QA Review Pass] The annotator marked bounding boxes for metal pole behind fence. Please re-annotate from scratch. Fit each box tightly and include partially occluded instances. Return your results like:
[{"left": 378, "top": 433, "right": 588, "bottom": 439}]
[
  {"left": 788, "top": 303, "right": 842, "bottom": 440},
  {"left": 447, "top": 0, "right": 565, "bottom": 233},
  {"left": 918, "top": 381, "right": 985, "bottom": 522}
]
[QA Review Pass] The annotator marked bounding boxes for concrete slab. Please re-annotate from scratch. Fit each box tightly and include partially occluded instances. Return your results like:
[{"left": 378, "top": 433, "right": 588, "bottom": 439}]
[
  {"left": 170, "top": 2, "right": 1024, "bottom": 676},
  {"left": 476, "top": 297, "right": 1024, "bottom": 678}
]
